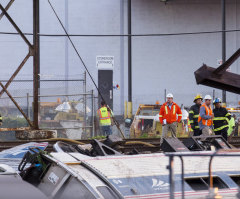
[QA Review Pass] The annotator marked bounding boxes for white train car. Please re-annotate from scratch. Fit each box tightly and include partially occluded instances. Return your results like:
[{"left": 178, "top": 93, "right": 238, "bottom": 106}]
[{"left": 20, "top": 149, "right": 240, "bottom": 199}]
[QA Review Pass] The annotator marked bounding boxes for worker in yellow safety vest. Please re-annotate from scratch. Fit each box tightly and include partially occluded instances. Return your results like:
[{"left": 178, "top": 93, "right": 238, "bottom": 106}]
[{"left": 97, "top": 101, "right": 113, "bottom": 136}]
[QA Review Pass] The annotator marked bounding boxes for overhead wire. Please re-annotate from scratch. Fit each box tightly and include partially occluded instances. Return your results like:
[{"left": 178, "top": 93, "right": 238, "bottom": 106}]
[
  {"left": 1, "top": 29, "right": 240, "bottom": 37},
  {"left": 47, "top": 0, "right": 125, "bottom": 139}
]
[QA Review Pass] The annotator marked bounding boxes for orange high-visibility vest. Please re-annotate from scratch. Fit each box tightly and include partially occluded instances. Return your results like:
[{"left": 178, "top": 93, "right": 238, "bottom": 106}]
[
  {"left": 198, "top": 103, "right": 213, "bottom": 126},
  {"left": 159, "top": 102, "right": 182, "bottom": 124},
  {"left": 97, "top": 107, "right": 111, "bottom": 126}
]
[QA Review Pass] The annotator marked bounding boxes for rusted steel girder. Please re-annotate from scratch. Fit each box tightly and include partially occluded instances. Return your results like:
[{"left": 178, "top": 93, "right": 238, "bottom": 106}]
[
  {"left": 0, "top": 127, "right": 31, "bottom": 132},
  {"left": 0, "top": 0, "right": 15, "bottom": 20},
  {"left": 195, "top": 48, "right": 240, "bottom": 94},
  {"left": 0, "top": 53, "right": 31, "bottom": 98},
  {"left": 0, "top": 4, "right": 33, "bottom": 51},
  {"left": 0, "top": 1, "right": 40, "bottom": 131},
  {"left": 0, "top": 82, "right": 33, "bottom": 127},
  {"left": 33, "top": 0, "right": 40, "bottom": 130}
]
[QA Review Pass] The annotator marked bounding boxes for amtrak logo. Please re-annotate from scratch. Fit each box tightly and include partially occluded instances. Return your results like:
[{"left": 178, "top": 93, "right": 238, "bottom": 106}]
[{"left": 151, "top": 178, "right": 169, "bottom": 190}]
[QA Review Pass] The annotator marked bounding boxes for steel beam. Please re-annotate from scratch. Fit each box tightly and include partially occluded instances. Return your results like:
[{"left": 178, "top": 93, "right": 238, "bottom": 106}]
[
  {"left": 0, "top": 82, "right": 33, "bottom": 127},
  {"left": 33, "top": 0, "right": 40, "bottom": 129},
  {"left": 128, "top": 0, "right": 132, "bottom": 103},
  {"left": 194, "top": 64, "right": 240, "bottom": 94},
  {"left": 0, "top": 4, "right": 33, "bottom": 50},
  {"left": 0, "top": 53, "right": 31, "bottom": 98},
  {"left": 0, "top": 0, "right": 15, "bottom": 20},
  {"left": 221, "top": 0, "right": 226, "bottom": 103}
]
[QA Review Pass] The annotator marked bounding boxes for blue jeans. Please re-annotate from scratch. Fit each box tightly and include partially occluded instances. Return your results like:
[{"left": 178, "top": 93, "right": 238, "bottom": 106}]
[{"left": 100, "top": 125, "right": 112, "bottom": 136}]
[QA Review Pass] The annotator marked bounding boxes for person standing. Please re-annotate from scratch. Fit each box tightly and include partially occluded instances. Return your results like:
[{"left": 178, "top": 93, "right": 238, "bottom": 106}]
[
  {"left": 97, "top": 101, "right": 113, "bottom": 136},
  {"left": 159, "top": 93, "right": 182, "bottom": 145},
  {"left": 189, "top": 94, "right": 203, "bottom": 136},
  {"left": 198, "top": 95, "right": 214, "bottom": 136},
  {"left": 212, "top": 98, "right": 231, "bottom": 141},
  {"left": 227, "top": 114, "right": 236, "bottom": 136}
]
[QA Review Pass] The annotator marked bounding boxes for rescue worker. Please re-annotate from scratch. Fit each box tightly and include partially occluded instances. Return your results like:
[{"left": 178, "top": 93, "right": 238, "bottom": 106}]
[
  {"left": 189, "top": 94, "right": 203, "bottom": 136},
  {"left": 159, "top": 93, "right": 182, "bottom": 145},
  {"left": 228, "top": 114, "right": 236, "bottom": 136},
  {"left": 198, "top": 95, "right": 214, "bottom": 136},
  {"left": 97, "top": 101, "right": 112, "bottom": 136},
  {"left": 213, "top": 98, "right": 231, "bottom": 141}
]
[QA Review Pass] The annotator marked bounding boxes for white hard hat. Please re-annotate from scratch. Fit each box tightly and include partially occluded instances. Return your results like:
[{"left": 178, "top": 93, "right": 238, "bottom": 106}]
[
  {"left": 166, "top": 93, "right": 173, "bottom": 98},
  {"left": 204, "top": 95, "right": 212, "bottom": 100}
]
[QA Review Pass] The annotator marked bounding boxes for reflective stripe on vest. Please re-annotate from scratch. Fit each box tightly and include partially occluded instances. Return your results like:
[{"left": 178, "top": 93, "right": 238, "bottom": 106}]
[
  {"left": 98, "top": 107, "right": 111, "bottom": 126},
  {"left": 165, "top": 106, "right": 168, "bottom": 114},
  {"left": 173, "top": 105, "right": 176, "bottom": 115},
  {"left": 193, "top": 115, "right": 199, "bottom": 118},
  {"left": 213, "top": 117, "right": 227, "bottom": 121},
  {"left": 213, "top": 125, "right": 228, "bottom": 132}
]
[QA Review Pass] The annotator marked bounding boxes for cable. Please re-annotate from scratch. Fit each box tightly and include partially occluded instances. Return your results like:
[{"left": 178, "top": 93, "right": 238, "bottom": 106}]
[
  {"left": 1, "top": 29, "right": 240, "bottom": 37},
  {"left": 48, "top": 0, "right": 125, "bottom": 139}
]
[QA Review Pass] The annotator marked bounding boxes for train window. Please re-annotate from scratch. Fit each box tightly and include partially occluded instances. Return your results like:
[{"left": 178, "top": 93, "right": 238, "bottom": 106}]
[
  {"left": 97, "top": 186, "right": 119, "bottom": 198},
  {"left": 230, "top": 176, "right": 240, "bottom": 186},
  {"left": 56, "top": 177, "right": 96, "bottom": 199},
  {"left": 185, "top": 176, "right": 228, "bottom": 191},
  {"left": 185, "top": 178, "right": 208, "bottom": 191}
]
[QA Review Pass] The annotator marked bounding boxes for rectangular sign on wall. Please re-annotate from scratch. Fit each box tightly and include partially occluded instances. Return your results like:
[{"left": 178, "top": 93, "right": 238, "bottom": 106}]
[{"left": 96, "top": 56, "right": 114, "bottom": 70}]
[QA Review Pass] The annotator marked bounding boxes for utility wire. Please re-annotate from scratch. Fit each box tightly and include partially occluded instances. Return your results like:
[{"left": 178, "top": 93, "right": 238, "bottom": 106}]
[
  {"left": 48, "top": 0, "right": 125, "bottom": 138},
  {"left": 1, "top": 29, "right": 240, "bottom": 37},
  {"left": 47, "top": 0, "right": 101, "bottom": 100}
]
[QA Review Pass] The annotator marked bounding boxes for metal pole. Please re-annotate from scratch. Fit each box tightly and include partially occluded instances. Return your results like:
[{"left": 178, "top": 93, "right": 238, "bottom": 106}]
[
  {"left": 169, "top": 156, "right": 175, "bottom": 199},
  {"left": 84, "top": 71, "right": 87, "bottom": 136},
  {"left": 91, "top": 89, "right": 94, "bottom": 137},
  {"left": 27, "top": 93, "right": 30, "bottom": 118},
  {"left": 120, "top": 0, "right": 125, "bottom": 116},
  {"left": 128, "top": 0, "right": 132, "bottom": 113},
  {"left": 222, "top": 0, "right": 226, "bottom": 103},
  {"left": 33, "top": 0, "right": 40, "bottom": 129},
  {"left": 65, "top": 0, "right": 69, "bottom": 96}
]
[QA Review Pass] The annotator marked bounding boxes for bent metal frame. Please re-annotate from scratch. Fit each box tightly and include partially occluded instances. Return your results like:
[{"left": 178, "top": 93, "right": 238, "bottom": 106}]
[{"left": 0, "top": 0, "right": 40, "bottom": 131}]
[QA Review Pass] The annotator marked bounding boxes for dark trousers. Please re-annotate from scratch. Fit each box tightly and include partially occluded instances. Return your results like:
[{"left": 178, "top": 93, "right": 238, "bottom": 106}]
[
  {"left": 100, "top": 125, "right": 112, "bottom": 136},
  {"left": 193, "top": 128, "right": 202, "bottom": 136},
  {"left": 215, "top": 127, "right": 228, "bottom": 141}
]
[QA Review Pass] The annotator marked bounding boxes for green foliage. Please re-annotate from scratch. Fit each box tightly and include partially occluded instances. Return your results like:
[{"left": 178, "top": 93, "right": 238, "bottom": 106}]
[{"left": 2, "top": 117, "right": 28, "bottom": 128}]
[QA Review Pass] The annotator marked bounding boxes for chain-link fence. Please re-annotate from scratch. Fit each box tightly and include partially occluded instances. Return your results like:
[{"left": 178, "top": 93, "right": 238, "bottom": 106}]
[{"left": 0, "top": 73, "right": 99, "bottom": 140}]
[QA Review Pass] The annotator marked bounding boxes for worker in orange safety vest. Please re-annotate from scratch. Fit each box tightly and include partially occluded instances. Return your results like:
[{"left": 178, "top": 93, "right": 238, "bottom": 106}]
[
  {"left": 159, "top": 93, "right": 182, "bottom": 145},
  {"left": 198, "top": 95, "right": 214, "bottom": 136}
]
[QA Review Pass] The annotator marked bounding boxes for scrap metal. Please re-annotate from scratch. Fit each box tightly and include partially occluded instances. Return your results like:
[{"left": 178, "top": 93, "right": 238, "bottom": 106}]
[{"left": 195, "top": 48, "right": 240, "bottom": 94}]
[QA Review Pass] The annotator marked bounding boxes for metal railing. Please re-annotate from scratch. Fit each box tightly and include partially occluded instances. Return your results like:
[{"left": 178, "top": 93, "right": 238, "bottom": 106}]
[{"left": 166, "top": 149, "right": 240, "bottom": 199}]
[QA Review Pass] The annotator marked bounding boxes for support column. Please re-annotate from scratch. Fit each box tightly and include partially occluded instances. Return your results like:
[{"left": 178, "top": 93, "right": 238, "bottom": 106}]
[
  {"left": 33, "top": 0, "right": 40, "bottom": 129},
  {"left": 128, "top": 0, "right": 132, "bottom": 118},
  {"left": 222, "top": 0, "right": 226, "bottom": 104}
]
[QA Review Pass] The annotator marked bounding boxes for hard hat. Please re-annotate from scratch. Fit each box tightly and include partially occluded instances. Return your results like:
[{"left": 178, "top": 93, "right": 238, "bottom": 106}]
[
  {"left": 204, "top": 95, "right": 212, "bottom": 100},
  {"left": 193, "top": 94, "right": 203, "bottom": 102},
  {"left": 166, "top": 93, "right": 173, "bottom": 98},
  {"left": 213, "top": 98, "right": 222, "bottom": 104}
]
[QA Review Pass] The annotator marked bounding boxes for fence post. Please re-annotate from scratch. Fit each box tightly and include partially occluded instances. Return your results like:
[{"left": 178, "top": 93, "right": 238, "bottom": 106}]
[
  {"left": 27, "top": 93, "right": 30, "bottom": 119},
  {"left": 91, "top": 90, "right": 94, "bottom": 137},
  {"left": 83, "top": 71, "right": 87, "bottom": 137}
]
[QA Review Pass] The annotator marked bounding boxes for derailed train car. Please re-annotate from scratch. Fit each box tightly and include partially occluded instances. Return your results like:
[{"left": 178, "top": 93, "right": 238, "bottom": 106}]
[{"left": 17, "top": 143, "right": 240, "bottom": 199}]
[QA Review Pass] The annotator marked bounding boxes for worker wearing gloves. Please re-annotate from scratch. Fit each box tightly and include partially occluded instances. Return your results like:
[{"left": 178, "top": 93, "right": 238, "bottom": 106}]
[
  {"left": 97, "top": 101, "right": 113, "bottom": 136},
  {"left": 159, "top": 93, "right": 182, "bottom": 145},
  {"left": 213, "top": 98, "right": 231, "bottom": 141},
  {"left": 198, "top": 95, "right": 214, "bottom": 136},
  {"left": 189, "top": 94, "right": 203, "bottom": 136}
]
